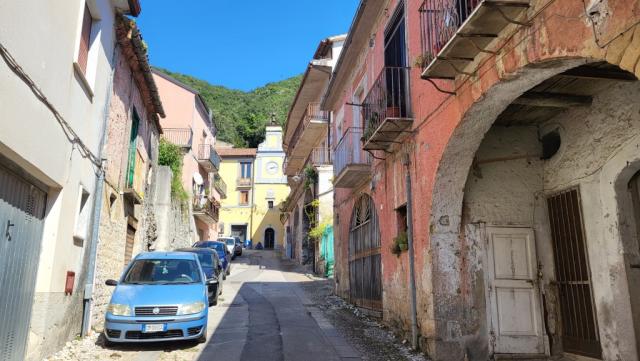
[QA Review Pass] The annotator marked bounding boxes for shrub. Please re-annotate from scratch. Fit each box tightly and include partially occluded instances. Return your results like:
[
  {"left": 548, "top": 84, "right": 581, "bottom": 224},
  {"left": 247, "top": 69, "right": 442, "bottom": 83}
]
[{"left": 158, "top": 139, "right": 188, "bottom": 201}]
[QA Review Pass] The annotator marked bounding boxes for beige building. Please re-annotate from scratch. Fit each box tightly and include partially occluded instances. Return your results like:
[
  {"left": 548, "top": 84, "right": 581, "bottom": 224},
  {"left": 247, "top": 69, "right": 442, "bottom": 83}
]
[
  {"left": 0, "top": 1, "right": 141, "bottom": 359},
  {"left": 281, "top": 35, "right": 344, "bottom": 274},
  {"left": 217, "top": 124, "right": 289, "bottom": 249}
]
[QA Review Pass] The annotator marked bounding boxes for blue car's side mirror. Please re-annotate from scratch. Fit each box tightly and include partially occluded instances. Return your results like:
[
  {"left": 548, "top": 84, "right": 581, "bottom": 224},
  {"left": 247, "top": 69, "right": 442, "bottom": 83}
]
[{"left": 105, "top": 279, "right": 118, "bottom": 286}]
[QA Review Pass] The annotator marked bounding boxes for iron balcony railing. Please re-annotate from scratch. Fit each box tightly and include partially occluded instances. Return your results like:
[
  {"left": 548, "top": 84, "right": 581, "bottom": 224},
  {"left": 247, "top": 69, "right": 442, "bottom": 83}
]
[
  {"left": 309, "top": 147, "right": 332, "bottom": 166},
  {"left": 419, "top": 0, "right": 481, "bottom": 68},
  {"left": 193, "top": 196, "right": 219, "bottom": 222},
  {"left": 334, "top": 127, "right": 372, "bottom": 177},
  {"left": 197, "top": 144, "right": 221, "bottom": 171},
  {"left": 287, "top": 103, "right": 330, "bottom": 157},
  {"left": 161, "top": 128, "right": 193, "bottom": 148},
  {"left": 362, "top": 67, "right": 412, "bottom": 142},
  {"left": 213, "top": 175, "right": 227, "bottom": 198}
]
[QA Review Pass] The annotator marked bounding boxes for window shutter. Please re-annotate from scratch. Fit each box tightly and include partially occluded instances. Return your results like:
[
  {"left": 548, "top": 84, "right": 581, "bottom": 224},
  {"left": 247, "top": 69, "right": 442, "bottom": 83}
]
[{"left": 77, "top": 4, "right": 92, "bottom": 74}]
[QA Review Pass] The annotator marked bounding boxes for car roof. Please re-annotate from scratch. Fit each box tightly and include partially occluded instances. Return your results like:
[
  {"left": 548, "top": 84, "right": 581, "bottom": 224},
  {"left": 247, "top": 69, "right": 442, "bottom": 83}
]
[
  {"left": 135, "top": 251, "right": 198, "bottom": 260},
  {"left": 196, "top": 240, "right": 225, "bottom": 245},
  {"left": 217, "top": 237, "right": 235, "bottom": 240},
  {"left": 175, "top": 247, "right": 215, "bottom": 254}
]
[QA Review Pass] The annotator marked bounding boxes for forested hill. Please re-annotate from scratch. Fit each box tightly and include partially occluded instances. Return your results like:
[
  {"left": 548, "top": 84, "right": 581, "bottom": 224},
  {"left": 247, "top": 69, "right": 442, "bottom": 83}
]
[{"left": 155, "top": 68, "right": 302, "bottom": 148}]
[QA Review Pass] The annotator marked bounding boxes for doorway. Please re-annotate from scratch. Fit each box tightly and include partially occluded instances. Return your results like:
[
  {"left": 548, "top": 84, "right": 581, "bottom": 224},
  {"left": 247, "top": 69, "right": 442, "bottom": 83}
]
[
  {"left": 0, "top": 163, "right": 47, "bottom": 360},
  {"left": 547, "top": 189, "right": 602, "bottom": 358},
  {"left": 348, "top": 194, "right": 382, "bottom": 311},
  {"left": 264, "top": 228, "right": 275, "bottom": 249},
  {"left": 231, "top": 224, "right": 247, "bottom": 243},
  {"left": 486, "top": 227, "right": 546, "bottom": 354}
]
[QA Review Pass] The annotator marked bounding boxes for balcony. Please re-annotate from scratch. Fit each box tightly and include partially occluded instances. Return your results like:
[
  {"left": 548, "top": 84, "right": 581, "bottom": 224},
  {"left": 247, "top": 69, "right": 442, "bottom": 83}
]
[
  {"left": 197, "top": 144, "right": 221, "bottom": 172},
  {"left": 362, "top": 67, "right": 413, "bottom": 151},
  {"left": 123, "top": 148, "right": 145, "bottom": 204},
  {"left": 193, "top": 196, "right": 219, "bottom": 224},
  {"left": 285, "top": 103, "right": 330, "bottom": 174},
  {"left": 161, "top": 128, "right": 192, "bottom": 148},
  {"left": 333, "top": 127, "right": 372, "bottom": 188},
  {"left": 309, "top": 147, "right": 332, "bottom": 166},
  {"left": 419, "top": 0, "right": 530, "bottom": 80},
  {"left": 213, "top": 175, "right": 227, "bottom": 199},
  {"left": 237, "top": 177, "right": 252, "bottom": 188}
]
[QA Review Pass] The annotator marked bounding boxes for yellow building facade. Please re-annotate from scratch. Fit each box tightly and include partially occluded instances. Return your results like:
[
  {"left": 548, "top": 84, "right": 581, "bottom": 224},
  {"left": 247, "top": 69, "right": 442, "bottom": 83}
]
[{"left": 216, "top": 125, "right": 289, "bottom": 249}]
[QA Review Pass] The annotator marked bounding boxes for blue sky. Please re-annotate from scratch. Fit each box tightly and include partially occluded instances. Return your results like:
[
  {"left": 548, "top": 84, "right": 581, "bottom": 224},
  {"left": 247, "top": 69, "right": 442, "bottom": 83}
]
[{"left": 136, "top": 1, "right": 359, "bottom": 91}]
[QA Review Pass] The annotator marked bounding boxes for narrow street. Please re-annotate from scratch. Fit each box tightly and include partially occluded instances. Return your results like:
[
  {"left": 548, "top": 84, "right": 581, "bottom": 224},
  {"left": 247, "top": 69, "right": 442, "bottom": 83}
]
[{"left": 46, "top": 250, "right": 421, "bottom": 361}]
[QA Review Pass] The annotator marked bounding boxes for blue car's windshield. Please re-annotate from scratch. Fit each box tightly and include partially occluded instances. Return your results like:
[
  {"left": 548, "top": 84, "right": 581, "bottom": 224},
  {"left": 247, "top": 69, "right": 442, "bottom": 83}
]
[{"left": 122, "top": 259, "right": 201, "bottom": 284}]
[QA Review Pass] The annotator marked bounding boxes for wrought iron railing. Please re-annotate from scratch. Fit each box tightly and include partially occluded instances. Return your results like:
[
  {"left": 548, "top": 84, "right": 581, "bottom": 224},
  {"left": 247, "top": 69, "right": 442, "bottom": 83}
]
[
  {"left": 334, "top": 127, "right": 372, "bottom": 177},
  {"left": 419, "top": 0, "right": 481, "bottom": 68},
  {"left": 288, "top": 103, "right": 330, "bottom": 157},
  {"left": 161, "top": 128, "right": 193, "bottom": 148},
  {"left": 193, "top": 196, "right": 219, "bottom": 222},
  {"left": 309, "top": 147, "right": 332, "bottom": 165},
  {"left": 362, "top": 67, "right": 412, "bottom": 142},
  {"left": 197, "top": 144, "right": 221, "bottom": 170},
  {"left": 213, "top": 175, "right": 227, "bottom": 198}
]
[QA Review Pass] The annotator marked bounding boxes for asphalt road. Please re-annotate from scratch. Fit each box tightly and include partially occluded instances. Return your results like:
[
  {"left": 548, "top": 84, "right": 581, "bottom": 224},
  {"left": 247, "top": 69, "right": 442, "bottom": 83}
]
[{"left": 193, "top": 249, "right": 362, "bottom": 361}]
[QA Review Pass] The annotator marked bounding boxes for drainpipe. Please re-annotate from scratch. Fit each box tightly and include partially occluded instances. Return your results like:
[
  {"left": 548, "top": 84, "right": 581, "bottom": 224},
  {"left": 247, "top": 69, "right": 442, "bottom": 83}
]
[
  {"left": 249, "top": 158, "right": 255, "bottom": 246},
  {"left": 403, "top": 153, "right": 419, "bottom": 350},
  {"left": 81, "top": 51, "right": 116, "bottom": 337}
]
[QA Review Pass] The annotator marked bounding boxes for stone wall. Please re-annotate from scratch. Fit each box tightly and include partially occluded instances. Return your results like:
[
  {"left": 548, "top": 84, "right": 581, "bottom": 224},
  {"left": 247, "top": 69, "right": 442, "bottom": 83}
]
[{"left": 151, "top": 166, "right": 196, "bottom": 251}]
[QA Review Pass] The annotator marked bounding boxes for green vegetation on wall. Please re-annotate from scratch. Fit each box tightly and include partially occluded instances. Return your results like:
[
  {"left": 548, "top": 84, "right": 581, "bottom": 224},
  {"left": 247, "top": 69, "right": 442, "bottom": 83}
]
[
  {"left": 158, "top": 139, "right": 188, "bottom": 201},
  {"left": 154, "top": 68, "right": 302, "bottom": 148}
]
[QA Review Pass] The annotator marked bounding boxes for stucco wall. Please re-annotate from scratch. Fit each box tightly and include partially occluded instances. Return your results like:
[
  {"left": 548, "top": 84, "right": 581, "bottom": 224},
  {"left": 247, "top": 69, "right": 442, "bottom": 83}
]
[
  {"left": 328, "top": 0, "right": 640, "bottom": 359},
  {"left": 0, "top": 0, "right": 130, "bottom": 359}
]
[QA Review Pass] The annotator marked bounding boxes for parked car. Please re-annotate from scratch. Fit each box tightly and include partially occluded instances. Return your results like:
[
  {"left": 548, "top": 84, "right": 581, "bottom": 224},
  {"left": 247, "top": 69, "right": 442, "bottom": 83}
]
[
  {"left": 193, "top": 240, "right": 231, "bottom": 278},
  {"left": 103, "top": 252, "right": 209, "bottom": 344},
  {"left": 175, "top": 248, "right": 223, "bottom": 306},
  {"left": 218, "top": 236, "right": 242, "bottom": 258}
]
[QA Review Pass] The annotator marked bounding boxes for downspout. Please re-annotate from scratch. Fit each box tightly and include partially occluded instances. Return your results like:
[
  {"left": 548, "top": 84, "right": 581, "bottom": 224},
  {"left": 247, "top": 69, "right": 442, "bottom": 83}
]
[
  {"left": 81, "top": 45, "right": 117, "bottom": 337},
  {"left": 403, "top": 153, "right": 419, "bottom": 350}
]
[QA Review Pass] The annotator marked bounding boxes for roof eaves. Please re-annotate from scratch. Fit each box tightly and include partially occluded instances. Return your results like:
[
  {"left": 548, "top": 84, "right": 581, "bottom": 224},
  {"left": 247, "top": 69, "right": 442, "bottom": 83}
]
[{"left": 321, "top": 0, "right": 374, "bottom": 110}]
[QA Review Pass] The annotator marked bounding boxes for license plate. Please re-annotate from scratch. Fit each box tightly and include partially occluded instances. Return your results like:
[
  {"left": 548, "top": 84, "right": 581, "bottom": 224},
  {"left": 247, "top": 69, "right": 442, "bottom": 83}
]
[{"left": 143, "top": 324, "right": 165, "bottom": 333}]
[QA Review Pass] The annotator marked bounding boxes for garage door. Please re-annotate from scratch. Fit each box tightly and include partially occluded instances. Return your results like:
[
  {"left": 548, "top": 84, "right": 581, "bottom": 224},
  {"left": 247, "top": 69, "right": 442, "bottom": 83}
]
[{"left": 0, "top": 163, "right": 47, "bottom": 361}]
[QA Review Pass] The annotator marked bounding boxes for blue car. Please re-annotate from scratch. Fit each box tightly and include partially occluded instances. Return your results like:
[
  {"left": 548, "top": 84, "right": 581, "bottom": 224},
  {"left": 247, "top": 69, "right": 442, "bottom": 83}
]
[
  {"left": 175, "top": 247, "right": 224, "bottom": 306},
  {"left": 193, "top": 240, "right": 231, "bottom": 278},
  {"left": 103, "top": 252, "right": 210, "bottom": 344}
]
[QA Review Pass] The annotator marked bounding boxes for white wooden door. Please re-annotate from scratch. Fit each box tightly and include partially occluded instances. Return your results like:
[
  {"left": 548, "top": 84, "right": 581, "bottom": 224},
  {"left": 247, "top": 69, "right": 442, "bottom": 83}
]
[{"left": 486, "top": 227, "right": 546, "bottom": 355}]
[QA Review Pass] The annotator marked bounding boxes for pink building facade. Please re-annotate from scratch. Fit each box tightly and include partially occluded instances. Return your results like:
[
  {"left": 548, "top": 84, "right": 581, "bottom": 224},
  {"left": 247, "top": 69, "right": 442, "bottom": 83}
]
[
  {"left": 326, "top": 1, "right": 640, "bottom": 360},
  {"left": 153, "top": 70, "right": 224, "bottom": 241}
]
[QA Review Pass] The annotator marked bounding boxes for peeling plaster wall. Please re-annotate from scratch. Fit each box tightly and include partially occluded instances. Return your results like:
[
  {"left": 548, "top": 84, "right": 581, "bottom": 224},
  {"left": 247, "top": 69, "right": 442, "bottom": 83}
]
[{"left": 459, "top": 80, "right": 640, "bottom": 360}]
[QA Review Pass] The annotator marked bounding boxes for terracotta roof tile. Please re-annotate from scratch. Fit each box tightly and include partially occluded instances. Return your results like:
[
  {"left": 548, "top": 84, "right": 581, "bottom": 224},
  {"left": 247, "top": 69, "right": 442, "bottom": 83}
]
[{"left": 215, "top": 148, "right": 257, "bottom": 157}]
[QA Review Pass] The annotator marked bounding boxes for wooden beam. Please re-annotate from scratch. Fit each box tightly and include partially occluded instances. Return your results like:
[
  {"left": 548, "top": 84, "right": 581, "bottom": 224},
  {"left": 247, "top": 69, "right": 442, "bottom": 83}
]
[
  {"left": 559, "top": 67, "right": 637, "bottom": 82},
  {"left": 512, "top": 92, "right": 592, "bottom": 108}
]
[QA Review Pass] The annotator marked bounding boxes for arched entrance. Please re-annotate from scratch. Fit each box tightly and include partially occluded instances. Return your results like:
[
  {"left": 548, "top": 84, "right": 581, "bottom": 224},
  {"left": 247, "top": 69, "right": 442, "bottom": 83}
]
[
  {"left": 348, "top": 194, "right": 382, "bottom": 311},
  {"left": 264, "top": 228, "right": 275, "bottom": 249},
  {"left": 429, "top": 60, "right": 640, "bottom": 359}
]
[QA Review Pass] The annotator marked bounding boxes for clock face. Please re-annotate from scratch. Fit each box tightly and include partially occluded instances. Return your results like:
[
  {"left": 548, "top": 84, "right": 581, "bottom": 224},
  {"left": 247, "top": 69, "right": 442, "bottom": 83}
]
[{"left": 266, "top": 161, "right": 279, "bottom": 175}]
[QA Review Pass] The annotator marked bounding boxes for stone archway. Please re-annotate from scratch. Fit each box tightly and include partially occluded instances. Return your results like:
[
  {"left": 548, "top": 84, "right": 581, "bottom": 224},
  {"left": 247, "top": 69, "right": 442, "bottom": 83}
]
[{"left": 427, "top": 58, "right": 640, "bottom": 360}]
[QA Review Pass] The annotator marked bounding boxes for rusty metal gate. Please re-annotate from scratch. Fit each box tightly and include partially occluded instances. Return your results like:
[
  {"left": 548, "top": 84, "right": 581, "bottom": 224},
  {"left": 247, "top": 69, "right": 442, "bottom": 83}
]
[
  {"left": 547, "top": 188, "right": 602, "bottom": 359},
  {"left": 0, "top": 163, "right": 47, "bottom": 361},
  {"left": 348, "top": 194, "right": 382, "bottom": 310}
]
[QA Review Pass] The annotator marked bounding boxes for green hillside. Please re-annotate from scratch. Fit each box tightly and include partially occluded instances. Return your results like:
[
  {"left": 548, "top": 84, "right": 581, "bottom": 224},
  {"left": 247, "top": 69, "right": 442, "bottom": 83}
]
[{"left": 155, "top": 68, "right": 301, "bottom": 148}]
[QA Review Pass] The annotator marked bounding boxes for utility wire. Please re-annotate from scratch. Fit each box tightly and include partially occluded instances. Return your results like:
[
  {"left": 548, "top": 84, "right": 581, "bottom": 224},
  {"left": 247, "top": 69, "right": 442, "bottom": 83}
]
[{"left": 0, "top": 41, "right": 103, "bottom": 171}]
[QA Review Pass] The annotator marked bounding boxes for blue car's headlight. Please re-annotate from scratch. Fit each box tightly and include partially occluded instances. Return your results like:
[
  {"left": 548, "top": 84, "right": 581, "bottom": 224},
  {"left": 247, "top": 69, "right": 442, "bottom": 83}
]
[
  {"left": 107, "top": 303, "right": 132, "bottom": 316},
  {"left": 179, "top": 301, "right": 206, "bottom": 315}
]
